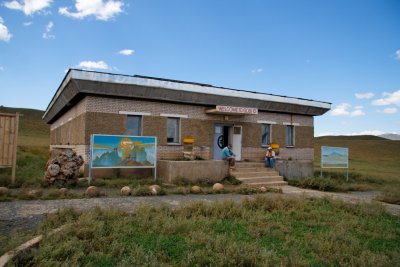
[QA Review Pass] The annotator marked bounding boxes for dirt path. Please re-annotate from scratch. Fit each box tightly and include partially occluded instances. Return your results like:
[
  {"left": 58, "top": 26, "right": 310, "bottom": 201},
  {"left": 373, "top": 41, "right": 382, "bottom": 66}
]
[{"left": 1, "top": 186, "right": 399, "bottom": 235}]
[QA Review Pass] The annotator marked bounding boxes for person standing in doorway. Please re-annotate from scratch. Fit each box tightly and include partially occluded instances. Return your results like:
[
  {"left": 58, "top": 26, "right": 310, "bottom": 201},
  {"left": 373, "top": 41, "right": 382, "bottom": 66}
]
[
  {"left": 265, "top": 146, "right": 276, "bottom": 168},
  {"left": 222, "top": 144, "right": 236, "bottom": 168}
]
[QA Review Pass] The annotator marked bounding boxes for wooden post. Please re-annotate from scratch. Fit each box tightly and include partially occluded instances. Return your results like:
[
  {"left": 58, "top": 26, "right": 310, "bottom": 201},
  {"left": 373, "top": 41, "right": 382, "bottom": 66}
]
[{"left": 11, "top": 113, "right": 19, "bottom": 185}]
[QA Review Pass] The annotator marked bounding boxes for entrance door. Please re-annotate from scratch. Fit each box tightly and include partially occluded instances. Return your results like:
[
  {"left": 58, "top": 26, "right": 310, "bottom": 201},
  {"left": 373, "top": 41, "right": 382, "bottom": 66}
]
[
  {"left": 213, "top": 124, "right": 242, "bottom": 160},
  {"left": 232, "top": 126, "right": 242, "bottom": 161}
]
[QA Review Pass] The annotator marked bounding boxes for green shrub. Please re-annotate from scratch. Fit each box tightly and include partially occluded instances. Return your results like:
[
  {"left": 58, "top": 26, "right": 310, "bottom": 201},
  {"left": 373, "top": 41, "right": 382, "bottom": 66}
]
[{"left": 222, "top": 175, "right": 242, "bottom": 185}]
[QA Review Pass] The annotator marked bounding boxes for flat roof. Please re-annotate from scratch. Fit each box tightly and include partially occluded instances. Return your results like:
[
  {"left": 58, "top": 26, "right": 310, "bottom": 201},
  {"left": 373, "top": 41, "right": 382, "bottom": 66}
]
[{"left": 43, "top": 69, "right": 331, "bottom": 123}]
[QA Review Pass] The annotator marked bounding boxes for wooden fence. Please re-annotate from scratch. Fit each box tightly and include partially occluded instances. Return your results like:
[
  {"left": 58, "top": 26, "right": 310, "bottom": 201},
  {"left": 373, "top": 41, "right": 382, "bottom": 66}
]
[{"left": 0, "top": 113, "right": 19, "bottom": 184}]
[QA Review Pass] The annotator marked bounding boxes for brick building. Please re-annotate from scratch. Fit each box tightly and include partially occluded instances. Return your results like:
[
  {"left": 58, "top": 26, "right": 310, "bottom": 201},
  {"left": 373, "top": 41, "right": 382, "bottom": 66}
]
[{"left": 43, "top": 69, "right": 330, "bottom": 178}]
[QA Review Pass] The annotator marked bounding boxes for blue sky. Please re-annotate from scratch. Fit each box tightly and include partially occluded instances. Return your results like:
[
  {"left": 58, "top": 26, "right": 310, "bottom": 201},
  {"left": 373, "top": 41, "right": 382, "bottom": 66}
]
[{"left": 0, "top": 0, "right": 399, "bottom": 136}]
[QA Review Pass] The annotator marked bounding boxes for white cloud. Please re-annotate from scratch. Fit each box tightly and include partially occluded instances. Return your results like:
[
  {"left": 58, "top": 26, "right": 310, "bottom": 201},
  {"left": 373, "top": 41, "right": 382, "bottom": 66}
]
[
  {"left": 0, "top": 66, "right": 4, "bottom": 71},
  {"left": 4, "top": 0, "right": 52, "bottom": 15},
  {"left": 251, "top": 68, "right": 263, "bottom": 73},
  {"left": 59, "top": 0, "right": 124, "bottom": 21},
  {"left": 331, "top": 103, "right": 350, "bottom": 116},
  {"left": 372, "top": 90, "right": 400, "bottom": 107},
  {"left": 76, "top": 60, "right": 109, "bottom": 70},
  {"left": 355, "top": 92, "right": 374, "bottom": 99},
  {"left": 317, "top": 130, "right": 386, "bottom": 137},
  {"left": 331, "top": 103, "right": 365, "bottom": 117},
  {"left": 379, "top": 107, "right": 398, "bottom": 114},
  {"left": 395, "top": 49, "right": 400, "bottom": 60},
  {"left": 350, "top": 130, "right": 386, "bottom": 136},
  {"left": 42, "top": 21, "right": 55, "bottom": 39},
  {"left": 118, "top": 49, "right": 134, "bottom": 56},
  {"left": 23, "top": 21, "right": 33, "bottom": 26},
  {"left": 0, "top": 17, "right": 12, "bottom": 42},
  {"left": 350, "top": 109, "right": 365, "bottom": 117}
]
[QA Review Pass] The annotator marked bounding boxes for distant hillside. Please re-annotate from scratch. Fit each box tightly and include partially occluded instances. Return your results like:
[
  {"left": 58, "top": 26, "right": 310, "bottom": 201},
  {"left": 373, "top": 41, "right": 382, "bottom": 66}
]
[
  {"left": 0, "top": 106, "right": 49, "bottom": 147},
  {"left": 379, "top": 133, "right": 400, "bottom": 140},
  {"left": 314, "top": 135, "right": 400, "bottom": 181}
]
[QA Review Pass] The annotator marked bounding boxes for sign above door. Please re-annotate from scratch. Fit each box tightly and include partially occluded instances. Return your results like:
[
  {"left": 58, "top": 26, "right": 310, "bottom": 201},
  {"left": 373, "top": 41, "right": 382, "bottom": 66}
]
[{"left": 206, "top": 105, "right": 258, "bottom": 115}]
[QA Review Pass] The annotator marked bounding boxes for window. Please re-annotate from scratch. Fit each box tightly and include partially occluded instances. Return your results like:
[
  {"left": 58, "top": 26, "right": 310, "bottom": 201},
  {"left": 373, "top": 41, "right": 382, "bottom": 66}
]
[
  {"left": 167, "top": 117, "right": 180, "bottom": 144},
  {"left": 127, "top": 115, "right": 142, "bottom": 136},
  {"left": 286, "top": 125, "right": 295, "bottom": 147},
  {"left": 261, "top": 124, "right": 271, "bottom": 146}
]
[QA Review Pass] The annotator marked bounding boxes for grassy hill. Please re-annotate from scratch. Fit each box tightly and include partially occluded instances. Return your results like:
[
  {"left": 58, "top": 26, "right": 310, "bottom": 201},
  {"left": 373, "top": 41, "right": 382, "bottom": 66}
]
[
  {"left": 0, "top": 106, "right": 50, "bottom": 186},
  {"left": 0, "top": 106, "right": 50, "bottom": 147},
  {"left": 314, "top": 135, "right": 400, "bottom": 192}
]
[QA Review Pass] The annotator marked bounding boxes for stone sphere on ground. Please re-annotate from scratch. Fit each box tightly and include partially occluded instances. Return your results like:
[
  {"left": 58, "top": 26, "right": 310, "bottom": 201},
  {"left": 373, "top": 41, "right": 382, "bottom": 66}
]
[
  {"left": 86, "top": 186, "right": 99, "bottom": 197},
  {"left": 149, "top": 184, "right": 161, "bottom": 195},
  {"left": 59, "top": 188, "right": 68, "bottom": 197},
  {"left": 260, "top": 186, "right": 267, "bottom": 193},
  {"left": 212, "top": 183, "right": 224, "bottom": 192},
  {"left": 0, "top": 187, "right": 9, "bottom": 197},
  {"left": 121, "top": 186, "right": 132, "bottom": 196},
  {"left": 191, "top": 185, "right": 202, "bottom": 194}
]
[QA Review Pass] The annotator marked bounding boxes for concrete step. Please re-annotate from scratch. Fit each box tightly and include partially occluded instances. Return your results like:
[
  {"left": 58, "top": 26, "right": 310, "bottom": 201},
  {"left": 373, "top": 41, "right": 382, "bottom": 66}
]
[
  {"left": 232, "top": 167, "right": 275, "bottom": 173},
  {"left": 244, "top": 181, "right": 288, "bottom": 187},
  {"left": 236, "top": 162, "right": 265, "bottom": 168},
  {"left": 233, "top": 171, "right": 280, "bottom": 178},
  {"left": 238, "top": 176, "right": 284, "bottom": 183}
]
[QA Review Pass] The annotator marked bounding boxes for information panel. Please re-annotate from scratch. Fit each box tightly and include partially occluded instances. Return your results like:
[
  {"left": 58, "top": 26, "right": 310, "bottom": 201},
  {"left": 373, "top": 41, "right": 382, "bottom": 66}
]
[
  {"left": 90, "top": 134, "right": 157, "bottom": 169},
  {"left": 321, "top": 146, "right": 348, "bottom": 168}
]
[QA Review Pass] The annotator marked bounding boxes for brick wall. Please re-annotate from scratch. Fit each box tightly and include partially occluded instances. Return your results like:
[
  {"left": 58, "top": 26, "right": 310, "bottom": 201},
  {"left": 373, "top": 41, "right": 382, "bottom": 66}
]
[
  {"left": 49, "top": 95, "right": 316, "bottom": 165},
  {"left": 50, "top": 113, "right": 86, "bottom": 145},
  {"left": 51, "top": 98, "right": 87, "bottom": 130}
]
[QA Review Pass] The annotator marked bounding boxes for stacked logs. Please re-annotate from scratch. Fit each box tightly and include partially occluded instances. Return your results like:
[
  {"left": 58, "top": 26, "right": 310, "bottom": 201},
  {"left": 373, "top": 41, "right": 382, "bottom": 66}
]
[{"left": 44, "top": 149, "right": 84, "bottom": 186}]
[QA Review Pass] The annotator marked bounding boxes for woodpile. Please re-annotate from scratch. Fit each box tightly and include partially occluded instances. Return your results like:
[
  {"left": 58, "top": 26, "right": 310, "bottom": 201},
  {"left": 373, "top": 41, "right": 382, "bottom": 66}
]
[{"left": 44, "top": 149, "right": 84, "bottom": 186}]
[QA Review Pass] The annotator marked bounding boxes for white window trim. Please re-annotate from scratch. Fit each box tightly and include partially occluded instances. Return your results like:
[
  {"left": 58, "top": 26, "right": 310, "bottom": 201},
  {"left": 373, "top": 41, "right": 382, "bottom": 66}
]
[
  {"left": 160, "top": 113, "right": 188, "bottom": 118},
  {"left": 257, "top": 120, "right": 276, "bottom": 124},
  {"left": 167, "top": 117, "right": 182, "bottom": 145},
  {"left": 283, "top": 122, "right": 300, "bottom": 126},
  {"left": 119, "top": 111, "right": 151, "bottom": 116}
]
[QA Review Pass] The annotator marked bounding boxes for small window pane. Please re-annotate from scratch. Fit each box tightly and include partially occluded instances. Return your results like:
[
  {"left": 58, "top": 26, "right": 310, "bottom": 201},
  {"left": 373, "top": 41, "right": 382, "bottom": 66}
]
[
  {"left": 167, "top": 117, "right": 180, "bottom": 143},
  {"left": 127, "top": 115, "right": 141, "bottom": 136},
  {"left": 286, "top": 125, "right": 294, "bottom": 147},
  {"left": 261, "top": 124, "right": 271, "bottom": 146}
]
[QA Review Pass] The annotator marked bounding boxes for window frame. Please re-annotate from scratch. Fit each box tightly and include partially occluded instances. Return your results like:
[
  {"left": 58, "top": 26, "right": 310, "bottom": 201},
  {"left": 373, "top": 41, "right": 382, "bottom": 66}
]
[
  {"left": 126, "top": 115, "right": 142, "bottom": 136},
  {"left": 166, "top": 117, "right": 181, "bottom": 145},
  {"left": 261, "top": 123, "right": 272, "bottom": 147},
  {"left": 286, "top": 125, "right": 295, "bottom": 147}
]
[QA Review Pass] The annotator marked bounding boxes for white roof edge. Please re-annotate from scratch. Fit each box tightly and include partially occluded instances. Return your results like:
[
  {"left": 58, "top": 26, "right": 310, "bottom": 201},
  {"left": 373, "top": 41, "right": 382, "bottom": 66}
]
[
  {"left": 43, "top": 70, "right": 73, "bottom": 119},
  {"left": 70, "top": 70, "right": 331, "bottom": 109}
]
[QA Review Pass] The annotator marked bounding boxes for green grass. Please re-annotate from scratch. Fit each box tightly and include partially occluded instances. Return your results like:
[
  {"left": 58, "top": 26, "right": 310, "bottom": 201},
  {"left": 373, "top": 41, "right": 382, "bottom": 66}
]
[{"left": 5, "top": 196, "right": 399, "bottom": 266}]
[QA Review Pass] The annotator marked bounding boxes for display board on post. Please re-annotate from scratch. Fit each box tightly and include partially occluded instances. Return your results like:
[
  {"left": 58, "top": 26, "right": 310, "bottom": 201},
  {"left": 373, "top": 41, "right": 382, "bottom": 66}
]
[
  {"left": 320, "top": 146, "right": 349, "bottom": 181},
  {"left": 88, "top": 134, "right": 157, "bottom": 184}
]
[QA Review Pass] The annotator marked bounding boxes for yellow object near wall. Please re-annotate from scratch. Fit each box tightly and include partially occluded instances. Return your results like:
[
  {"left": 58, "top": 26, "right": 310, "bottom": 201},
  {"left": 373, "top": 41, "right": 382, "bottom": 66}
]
[
  {"left": 271, "top": 143, "right": 279, "bottom": 149},
  {"left": 183, "top": 138, "right": 195, "bottom": 144}
]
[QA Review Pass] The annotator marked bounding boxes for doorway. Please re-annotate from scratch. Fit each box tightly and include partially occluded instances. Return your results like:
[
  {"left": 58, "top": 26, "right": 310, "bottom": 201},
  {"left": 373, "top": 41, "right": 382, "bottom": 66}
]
[{"left": 213, "top": 124, "right": 242, "bottom": 160}]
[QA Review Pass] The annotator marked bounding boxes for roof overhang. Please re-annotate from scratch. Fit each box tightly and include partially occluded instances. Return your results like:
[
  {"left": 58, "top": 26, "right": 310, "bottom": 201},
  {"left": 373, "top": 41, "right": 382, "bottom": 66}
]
[{"left": 43, "top": 69, "right": 331, "bottom": 123}]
